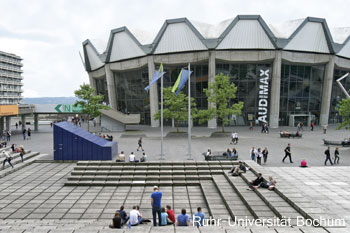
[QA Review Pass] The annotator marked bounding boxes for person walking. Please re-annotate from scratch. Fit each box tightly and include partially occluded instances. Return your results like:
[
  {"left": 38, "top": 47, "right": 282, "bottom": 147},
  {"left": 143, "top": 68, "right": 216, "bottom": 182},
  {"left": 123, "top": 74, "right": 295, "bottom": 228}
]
[
  {"left": 323, "top": 125, "right": 328, "bottom": 134},
  {"left": 311, "top": 122, "right": 314, "bottom": 131},
  {"left": 6, "top": 130, "right": 11, "bottom": 142},
  {"left": 2, "top": 150, "right": 13, "bottom": 169},
  {"left": 249, "top": 121, "right": 253, "bottom": 131},
  {"left": 250, "top": 147, "right": 256, "bottom": 161},
  {"left": 19, "top": 145, "right": 25, "bottom": 163},
  {"left": 151, "top": 186, "right": 162, "bottom": 226},
  {"left": 324, "top": 146, "right": 333, "bottom": 166},
  {"left": 262, "top": 147, "right": 269, "bottom": 164},
  {"left": 15, "top": 122, "right": 18, "bottom": 129},
  {"left": 137, "top": 137, "right": 144, "bottom": 151},
  {"left": 27, "top": 128, "right": 31, "bottom": 140},
  {"left": 256, "top": 148, "right": 262, "bottom": 165},
  {"left": 282, "top": 143, "right": 293, "bottom": 163},
  {"left": 22, "top": 128, "right": 26, "bottom": 140},
  {"left": 334, "top": 147, "right": 340, "bottom": 164}
]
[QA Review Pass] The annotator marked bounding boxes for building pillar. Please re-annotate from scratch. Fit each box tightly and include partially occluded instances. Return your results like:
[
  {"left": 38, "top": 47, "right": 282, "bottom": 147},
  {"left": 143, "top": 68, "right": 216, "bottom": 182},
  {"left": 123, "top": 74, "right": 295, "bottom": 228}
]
[
  {"left": 88, "top": 73, "right": 97, "bottom": 94},
  {"left": 0, "top": 117, "right": 4, "bottom": 132},
  {"left": 34, "top": 114, "right": 39, "bottom": 131},
  {"left": 207, "top": 51, "right": 217, "bottom": 128},
  {"left": 269, "top": 51, "right": 282, "bottom": 128},
  {"left": 5, "top": 116, "right": 10, "bottom": 131},
  {"left": 148, "top": 56, "right": 159, "bottom": 127},
  {"left": 104, "top": 64, "right": 117, "bottom": 110},
  {"left": 21, "top": 115, "right": 26, "bottom": 129},
  {"left": 320, "top": 56, "right": 335, "bottom": 126}
]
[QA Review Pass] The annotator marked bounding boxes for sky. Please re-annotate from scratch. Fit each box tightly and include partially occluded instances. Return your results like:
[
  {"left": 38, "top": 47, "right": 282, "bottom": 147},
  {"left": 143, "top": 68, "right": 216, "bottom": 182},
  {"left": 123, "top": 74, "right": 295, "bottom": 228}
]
[{"left": 0, "top": 0, "right": 349, "bottom": 97}]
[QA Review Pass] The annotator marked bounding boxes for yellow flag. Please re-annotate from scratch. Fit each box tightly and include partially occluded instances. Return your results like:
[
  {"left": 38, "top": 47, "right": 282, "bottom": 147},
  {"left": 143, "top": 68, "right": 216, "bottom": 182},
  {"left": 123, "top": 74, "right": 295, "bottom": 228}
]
[{"left": 172, "top": 70, "right": 182, "bottom": 93}]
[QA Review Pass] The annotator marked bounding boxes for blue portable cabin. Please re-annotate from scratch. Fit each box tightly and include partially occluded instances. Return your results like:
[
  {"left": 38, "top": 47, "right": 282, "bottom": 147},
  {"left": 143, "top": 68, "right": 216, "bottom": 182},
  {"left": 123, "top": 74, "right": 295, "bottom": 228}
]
[{"left": 53, "top": 121, "right": 118, "bottom": 161}]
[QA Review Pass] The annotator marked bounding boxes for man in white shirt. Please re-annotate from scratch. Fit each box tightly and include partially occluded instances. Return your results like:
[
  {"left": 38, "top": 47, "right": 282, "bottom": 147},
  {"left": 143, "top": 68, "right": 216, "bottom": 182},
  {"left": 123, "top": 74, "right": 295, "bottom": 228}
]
[
  {"left": 2, "top": 150, "right": 13, "bottom": 169},
  {"left": 129, "top": 206, "right": 141, "bottom": 226},
  {"left": 129, "top": 152, "right": 135, "bottom": 162},
  {"left": 118, "top": 151, "right": 125, "bottom": 162}
]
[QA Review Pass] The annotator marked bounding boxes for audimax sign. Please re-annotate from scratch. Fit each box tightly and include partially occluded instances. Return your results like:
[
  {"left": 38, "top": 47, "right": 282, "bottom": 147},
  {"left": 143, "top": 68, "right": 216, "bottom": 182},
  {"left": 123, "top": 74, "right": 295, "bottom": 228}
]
[{"left": 258, "top": 69, "right": 270, "bottom": 123}]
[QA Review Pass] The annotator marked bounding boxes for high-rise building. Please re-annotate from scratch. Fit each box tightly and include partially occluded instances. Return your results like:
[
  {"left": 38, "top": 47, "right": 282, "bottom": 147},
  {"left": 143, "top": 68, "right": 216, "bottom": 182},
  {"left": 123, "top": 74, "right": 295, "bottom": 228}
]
[{"left": 0, "top": 50, "right": 23, "bottom": 105}]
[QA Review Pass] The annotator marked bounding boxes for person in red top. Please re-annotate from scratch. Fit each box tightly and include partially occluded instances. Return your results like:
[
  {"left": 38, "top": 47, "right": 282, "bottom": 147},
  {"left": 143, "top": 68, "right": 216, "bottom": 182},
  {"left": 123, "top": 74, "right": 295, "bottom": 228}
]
[{"left": 166, "top": 205, "right": 175, "bottom": 224}]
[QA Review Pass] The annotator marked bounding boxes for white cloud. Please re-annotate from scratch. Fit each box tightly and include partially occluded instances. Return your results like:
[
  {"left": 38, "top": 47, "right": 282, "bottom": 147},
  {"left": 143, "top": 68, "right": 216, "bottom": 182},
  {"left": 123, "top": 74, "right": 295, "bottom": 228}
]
[{"left": 0, "top": 0, "right": 349, "bottom": 97}]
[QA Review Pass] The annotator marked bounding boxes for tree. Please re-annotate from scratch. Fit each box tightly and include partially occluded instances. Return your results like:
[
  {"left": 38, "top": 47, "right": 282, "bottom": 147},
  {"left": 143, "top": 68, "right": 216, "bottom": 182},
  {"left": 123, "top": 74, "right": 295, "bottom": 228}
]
[
  {"left": 154, "top": 87, "right": 197, "bottom": 133},
  {"left": 197, "top": 73, "right": 244, "bottom": 132},
  {"left": 336, "top": 98, "right": 350, "bottom": 129},
  {"left": 74, "top": 83, "right": 109, "bottom": 132}
]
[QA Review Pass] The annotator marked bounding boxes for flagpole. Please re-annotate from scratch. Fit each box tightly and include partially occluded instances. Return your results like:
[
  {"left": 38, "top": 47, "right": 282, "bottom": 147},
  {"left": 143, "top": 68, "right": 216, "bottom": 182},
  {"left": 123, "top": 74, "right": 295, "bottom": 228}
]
[
  {"left": 187, "top": 63, "right": 192, "bottom": 160},
  {"left": 160, "top": 68, "right": 164, "bottom": 160}
]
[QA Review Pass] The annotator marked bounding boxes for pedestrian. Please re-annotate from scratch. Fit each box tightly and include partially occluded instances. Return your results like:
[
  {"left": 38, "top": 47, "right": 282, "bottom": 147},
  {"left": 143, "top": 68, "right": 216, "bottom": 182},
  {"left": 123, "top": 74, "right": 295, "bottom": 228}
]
[
  {"left": 6, "top": 130, "right": 11, "bottom": 142},
  {"left": 323, "top": 125, "right": 328, "bottom": 134},
  {"left": 151, "top": 186, "right": 162, "bottom": 226},
  {"left": 15, "top": 122, "right": 18, "bottom": 130},
  {"left": 10, "top": 144, "right": 15, "bottom": 152},
  {"left": 27, "top": 128, "right": 31, "bottom": 140},
  {"left": 324, "top": 146, "right": 333, "bottom": 166},
  {"left": 282, "top": 143, "right": 293, "bottom": 163},
  {"left": 50, "top": 122, "right": 53, "bottom": 128},
  {"left": 256, "top": 148, "right": 262, "bottom": 165},
  {"left": 334, "top": 147, "right": 340, "bottom": 164},
  {"left": 234, "top": 132, "right": 238, "bottom": 144},
  {"left": 311, "top": 122, "right": 314, "bottom": 131},
  {"left": 2, "top": 150, "right": 13, "bottom": 169},
  {"left": 137, "top": 137, "right": 144, "bottom": 151},
  {"left": 250, "top": 147, "right": 256, "bottom": 161},
  {"left": 262, "top": 147, "right": 268, "bottom": 164},
  {"left": 261, "top": 124, "right": 265, "bottom": 133},
  {"left": 230, "top": 132, "right": 235, "bottom": 144},
  {"left": 22, "top": 128, "right": 26, "bottom": 140},
  {"left": 249, "top": 121, "right": 253, "bottom": 131},
  {"left": 19, "top": 145, "right": 25, "bottom": 163}
]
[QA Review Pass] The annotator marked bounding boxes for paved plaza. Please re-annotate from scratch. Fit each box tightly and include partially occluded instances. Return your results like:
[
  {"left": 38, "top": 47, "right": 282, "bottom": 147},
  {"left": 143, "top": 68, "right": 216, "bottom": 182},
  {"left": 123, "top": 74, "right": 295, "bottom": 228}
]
[{"left": 0, "top": 123, "right": 349, "bottom": 232}]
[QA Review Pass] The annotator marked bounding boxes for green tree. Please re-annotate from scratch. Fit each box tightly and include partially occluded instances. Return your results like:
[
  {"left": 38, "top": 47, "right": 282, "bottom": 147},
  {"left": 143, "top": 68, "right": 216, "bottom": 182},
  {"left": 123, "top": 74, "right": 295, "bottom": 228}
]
[
  {"left": 336, "top": 98, "right": 350, "bottom": 129},
  {"left": 154, "top": 87, "right": 197, "bottom": 132},
  {"left": 74, "top": 83, "right": 109, "bottom": 132},
  {"left": 197, "top": 73, "right": 244, "bottom": 132}
]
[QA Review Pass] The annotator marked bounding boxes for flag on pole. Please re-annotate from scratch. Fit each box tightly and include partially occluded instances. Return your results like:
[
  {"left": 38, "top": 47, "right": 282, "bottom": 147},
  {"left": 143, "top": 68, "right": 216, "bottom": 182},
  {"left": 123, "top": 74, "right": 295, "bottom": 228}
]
[
  {"left": 145, "top": 63, "right": 165, "bottom": 92},
  {"left": 175, "top": 69, "right": 192, "bottom": 96},
  {"left": 172, "top": 68, "right": 192, "bottom": 95},
  {"left": 171, "top": 69, "right": 182, "bottom": 93}
]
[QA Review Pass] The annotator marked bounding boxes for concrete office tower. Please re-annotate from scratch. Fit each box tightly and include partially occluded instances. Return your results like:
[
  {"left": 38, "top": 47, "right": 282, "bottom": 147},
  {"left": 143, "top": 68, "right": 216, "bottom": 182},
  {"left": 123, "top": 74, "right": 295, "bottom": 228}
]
[
  {"left": 0, "top": 51, "right": 23, "bottom": 104},
  {"left": 82, "top": 16, "right": 350, "bottom": 128}
]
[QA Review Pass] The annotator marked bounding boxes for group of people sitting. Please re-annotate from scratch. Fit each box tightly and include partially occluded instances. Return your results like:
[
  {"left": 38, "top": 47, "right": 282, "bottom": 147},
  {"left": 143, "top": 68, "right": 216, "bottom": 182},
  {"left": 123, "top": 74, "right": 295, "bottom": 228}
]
[
  {"left": 110, "top": 205, "right": 205, "bottom": 228},
  {"left": 280, "top": 130, "right": 301, "bottom": 138},
  {"left": 247, "top": 173, "right": 276, "bottom": 191},
  {"left": 116, "top": 151, "right": 147, "bottom": 163},
  {"left": 223, "top": 148, "right": 238, "bottom": 158},
  {"left": 95, "top": 133, "right": 113, "bottom": 141},
  {"left": 0, "top": 141, "right": 7, "bottom": 148},
  {"left": 228, "top": 161, "right": 248, "bottom": 176}
]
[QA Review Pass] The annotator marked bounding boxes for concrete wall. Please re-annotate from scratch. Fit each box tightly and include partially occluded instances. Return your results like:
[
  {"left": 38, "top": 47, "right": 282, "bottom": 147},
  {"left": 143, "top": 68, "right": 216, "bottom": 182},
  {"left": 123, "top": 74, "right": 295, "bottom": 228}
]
[{"left": 87, "top": 50, "right": 350, "bottom": 128}]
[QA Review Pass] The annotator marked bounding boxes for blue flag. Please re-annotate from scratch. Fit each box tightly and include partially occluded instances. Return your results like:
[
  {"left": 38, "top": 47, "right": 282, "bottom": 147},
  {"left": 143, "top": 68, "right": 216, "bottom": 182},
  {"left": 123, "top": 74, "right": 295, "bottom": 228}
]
[
  {"left": 175, "top": 69, "right": 192, "bottom": 96},
  {"left": 145, "top": 64, "right": 165, "bottom": 92}
]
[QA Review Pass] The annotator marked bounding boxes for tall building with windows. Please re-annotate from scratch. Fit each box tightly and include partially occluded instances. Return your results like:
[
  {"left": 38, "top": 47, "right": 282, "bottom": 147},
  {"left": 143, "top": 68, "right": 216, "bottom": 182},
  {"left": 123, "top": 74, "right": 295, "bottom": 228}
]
[
  {"left": 82, "top": 15, "right": 350, "bottom": 128},
  {"left": 0, "top": 51, "right": 23, "bottom": 104}
]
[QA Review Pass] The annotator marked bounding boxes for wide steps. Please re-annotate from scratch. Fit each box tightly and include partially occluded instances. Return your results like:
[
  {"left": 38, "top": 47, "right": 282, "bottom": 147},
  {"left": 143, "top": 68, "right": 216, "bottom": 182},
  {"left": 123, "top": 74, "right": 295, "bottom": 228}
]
[
  {"left": 241, "top": 171, "right": 301, "bottom": 225},
  {"left": 224, "top": 173, "right": 276, "bottom": 220}
]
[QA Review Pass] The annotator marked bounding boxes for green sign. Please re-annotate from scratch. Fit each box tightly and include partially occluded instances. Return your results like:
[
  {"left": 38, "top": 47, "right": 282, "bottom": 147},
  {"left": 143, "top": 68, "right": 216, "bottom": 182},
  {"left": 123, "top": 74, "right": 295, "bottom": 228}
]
[{"left": 54, "top": 104, "right": 82, "bottom": 113}]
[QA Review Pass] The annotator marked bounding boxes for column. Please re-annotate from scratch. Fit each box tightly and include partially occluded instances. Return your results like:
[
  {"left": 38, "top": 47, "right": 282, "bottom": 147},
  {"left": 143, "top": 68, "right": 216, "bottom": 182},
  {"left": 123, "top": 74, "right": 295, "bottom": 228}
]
[
  {"left": 0, "top": 117, "right": 4, "bottom": 132},
  {"left": 21, "top": 115, "right": 26, "bottom": 129},
  {"left": 269, "top": 51, "right": 282, "bottom": 128},
  {"left": 88, "top": 73, "right": 97, "bottom": 94},
  {"left": 104, "top": 64, "right": 117, "bottom": 109},
  {"left": 34, "top": 114, "right": 39, "bottom": 131},
  {"left": 5, "top": 116, "right": 10, "bottom": 131},
  {"left": 207, "top": 51, "right": 217, "bottom": 128},
  {"left": 320, "top": 56, "right": 335, "bottom": 126},
  {"left": 148, "top": 56, "right": 159, "bottom": 127}
]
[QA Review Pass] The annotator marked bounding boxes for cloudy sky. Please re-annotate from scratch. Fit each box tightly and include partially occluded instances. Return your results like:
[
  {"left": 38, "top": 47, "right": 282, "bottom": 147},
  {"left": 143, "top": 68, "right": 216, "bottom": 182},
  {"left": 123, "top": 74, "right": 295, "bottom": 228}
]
[{"left": 0, "top": 0, "right": 349, "bottom": 97}]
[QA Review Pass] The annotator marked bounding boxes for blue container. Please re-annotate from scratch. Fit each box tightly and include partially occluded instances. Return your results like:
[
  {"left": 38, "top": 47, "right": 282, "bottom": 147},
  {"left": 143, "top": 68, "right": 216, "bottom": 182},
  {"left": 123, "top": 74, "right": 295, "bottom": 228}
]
[{"left": 53, "top": 121, "right": 118, "bottom": 161}]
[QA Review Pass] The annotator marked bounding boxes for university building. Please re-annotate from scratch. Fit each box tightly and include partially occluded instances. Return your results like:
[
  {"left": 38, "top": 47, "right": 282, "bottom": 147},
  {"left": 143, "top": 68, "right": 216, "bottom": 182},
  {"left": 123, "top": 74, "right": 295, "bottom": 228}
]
[{"left": 82, "top": 15, "right": 350, "bottom": 128}]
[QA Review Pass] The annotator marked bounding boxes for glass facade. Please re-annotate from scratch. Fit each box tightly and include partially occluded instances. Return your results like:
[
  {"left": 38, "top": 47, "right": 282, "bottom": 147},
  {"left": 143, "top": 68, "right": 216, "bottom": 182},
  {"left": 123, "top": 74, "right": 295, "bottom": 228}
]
[
  {"left": 95, "top": 78, "right": 109, "bottom": 104},
  {"left": 329, "top": 69, "right": 350, "bottom": 124},
  {"left": 216, "top": 63, "right": 272, "bottom": 125},
  {"left": 158, "top": 64, "right": 208, "bottom": 126},
  {"left": 114, "top": 67, "right": 150, "bottom": 125},
  {"left": 279, "top": 64, "right": 325, "bottom": 126}
]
